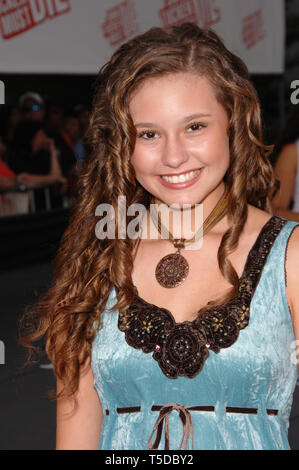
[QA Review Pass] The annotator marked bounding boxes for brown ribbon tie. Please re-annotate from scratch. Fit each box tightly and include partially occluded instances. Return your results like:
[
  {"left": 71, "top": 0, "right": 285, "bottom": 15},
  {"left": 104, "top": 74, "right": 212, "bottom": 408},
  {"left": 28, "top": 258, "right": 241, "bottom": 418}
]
[
  {"left": 104, "top": 404, "right": 279, "bottom": 449},
  {"left": 148, "top": 402, "right": 194, "bottom": 450}
]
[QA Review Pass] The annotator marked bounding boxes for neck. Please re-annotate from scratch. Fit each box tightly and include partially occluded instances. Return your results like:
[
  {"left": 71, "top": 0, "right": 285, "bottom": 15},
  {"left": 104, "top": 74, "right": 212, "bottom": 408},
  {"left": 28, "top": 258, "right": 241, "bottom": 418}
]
[{"left": 147, "top": 182, "right": 228, "bottom": 241}]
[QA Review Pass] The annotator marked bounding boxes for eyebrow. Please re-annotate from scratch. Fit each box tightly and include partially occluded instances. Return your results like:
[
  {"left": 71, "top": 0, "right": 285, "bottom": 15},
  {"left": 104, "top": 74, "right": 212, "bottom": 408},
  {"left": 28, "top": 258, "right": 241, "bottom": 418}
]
[{"left": 134, "top": 113, "right": 212, "bottom": 128}]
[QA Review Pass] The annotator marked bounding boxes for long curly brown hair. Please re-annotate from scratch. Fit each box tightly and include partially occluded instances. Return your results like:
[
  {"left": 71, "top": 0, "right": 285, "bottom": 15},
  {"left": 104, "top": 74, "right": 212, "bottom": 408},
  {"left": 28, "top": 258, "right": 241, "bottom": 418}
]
[{"left": 18, "top": 23, "right": 278, "bottom": 408}]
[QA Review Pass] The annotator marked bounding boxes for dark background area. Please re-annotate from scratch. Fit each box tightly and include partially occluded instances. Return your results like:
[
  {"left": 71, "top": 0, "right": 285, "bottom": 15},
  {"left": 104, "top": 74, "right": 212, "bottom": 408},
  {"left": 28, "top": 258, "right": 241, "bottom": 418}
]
[{"left": 1, "top": 73, "right": 97, "bottom": 113}]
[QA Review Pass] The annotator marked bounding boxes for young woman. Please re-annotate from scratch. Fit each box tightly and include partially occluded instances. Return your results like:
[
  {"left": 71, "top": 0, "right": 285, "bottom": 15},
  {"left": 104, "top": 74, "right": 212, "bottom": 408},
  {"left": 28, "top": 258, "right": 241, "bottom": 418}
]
[{"left": 19, "top": 23, "right": 299, "bottom": 450}]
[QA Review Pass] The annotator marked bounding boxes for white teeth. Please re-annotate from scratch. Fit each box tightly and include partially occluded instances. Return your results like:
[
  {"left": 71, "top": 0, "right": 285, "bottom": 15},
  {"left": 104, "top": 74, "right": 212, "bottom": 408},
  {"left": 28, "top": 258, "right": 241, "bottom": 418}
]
[{"left": 161, "top": 169, "right": 201, "bottom": 184}]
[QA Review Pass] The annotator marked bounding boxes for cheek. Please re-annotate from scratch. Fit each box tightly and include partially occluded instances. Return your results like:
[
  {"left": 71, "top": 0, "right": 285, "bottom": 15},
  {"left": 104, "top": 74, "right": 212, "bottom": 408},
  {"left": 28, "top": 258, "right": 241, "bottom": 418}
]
[
  {"left": 130, "top": 146, "right": 157, "bottom": 175},
  {"left": 201, "top": 129, "right": 230, "bottom": 163}
]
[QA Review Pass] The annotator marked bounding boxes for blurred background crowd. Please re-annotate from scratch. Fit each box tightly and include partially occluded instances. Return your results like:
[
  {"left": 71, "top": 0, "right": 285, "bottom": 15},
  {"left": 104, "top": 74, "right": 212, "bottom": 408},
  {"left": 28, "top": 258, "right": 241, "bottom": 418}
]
[{"left": 0, "top": 92, "right": 90, "bottom": 215}]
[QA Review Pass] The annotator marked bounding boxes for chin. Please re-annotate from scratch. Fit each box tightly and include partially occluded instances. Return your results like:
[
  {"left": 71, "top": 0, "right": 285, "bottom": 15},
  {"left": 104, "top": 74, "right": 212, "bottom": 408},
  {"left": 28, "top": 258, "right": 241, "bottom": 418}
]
[{"left": 154, "top": 195, "right": 200, "bottom": 209}]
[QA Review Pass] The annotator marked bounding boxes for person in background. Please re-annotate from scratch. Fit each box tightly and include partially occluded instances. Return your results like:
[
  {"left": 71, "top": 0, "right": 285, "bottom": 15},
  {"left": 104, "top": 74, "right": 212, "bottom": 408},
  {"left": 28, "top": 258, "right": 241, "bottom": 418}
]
[
  {"left": 60, "top": 114, "right": 81, "bottom": 200},
  {"left": 73, "top": 105, "right": 90, "bottom": 163},
  {"left": 45, "top": 103, "right": 64, "bottom": 134},
  {"left": 75, "top": 105, "right": 89, "bottom": 135},
  {"left": 0, "top": 151, "right": 26, "bottom": 215},
  {"left": 62, "top": 115, "right": 81, "bottom": 155},
  {"left": 19, "top": 91, "right": 46, "bottom": 122},
  {"left": 272, "top": 105, "right": 299, "bottom": 222},
  {"left": 7, "top": 120, "right": 67, "bottom": 210},
  {"left": 0, "top": 138, "right": 16, "bottom": 189},
  {"left": 0, "top": 105, "right": 21, "bottom": 154},
  {"left": 45, "top": 110, "right": 78, "bottom": 181}
]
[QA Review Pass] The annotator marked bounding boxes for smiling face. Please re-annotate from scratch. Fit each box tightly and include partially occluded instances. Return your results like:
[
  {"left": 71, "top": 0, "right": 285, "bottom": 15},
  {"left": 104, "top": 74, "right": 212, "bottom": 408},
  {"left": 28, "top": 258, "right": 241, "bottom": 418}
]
[{"left": 129, "top": 73, "right": 230, "bottom": 210}]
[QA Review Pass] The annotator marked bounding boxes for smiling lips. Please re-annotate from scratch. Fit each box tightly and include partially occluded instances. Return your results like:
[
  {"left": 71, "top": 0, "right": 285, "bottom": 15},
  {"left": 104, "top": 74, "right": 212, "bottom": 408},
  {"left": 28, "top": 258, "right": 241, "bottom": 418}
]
[
  {"left": 161, "top": 168, "right": 202, "bottom": 184},
  {"left": 159, "top": 168, "right": 203, "bottom": 190}
]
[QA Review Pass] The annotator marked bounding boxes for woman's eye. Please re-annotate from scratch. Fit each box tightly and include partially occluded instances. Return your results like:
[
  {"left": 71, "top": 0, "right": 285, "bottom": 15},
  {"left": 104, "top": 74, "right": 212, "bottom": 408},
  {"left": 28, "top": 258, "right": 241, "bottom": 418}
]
[
  {"left": 137, "top": 130, "right": 158, "bottom": 140},
  {"left": 188, "top": 122, "right": 204, "bottom": 132}
]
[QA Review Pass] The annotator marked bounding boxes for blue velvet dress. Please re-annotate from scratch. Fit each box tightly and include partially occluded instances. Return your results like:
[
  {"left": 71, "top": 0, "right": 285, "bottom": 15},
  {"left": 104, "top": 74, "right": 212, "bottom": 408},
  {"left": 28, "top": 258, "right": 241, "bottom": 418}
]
[{"left": 91, "top": 216, "right": 299, "bottom": 450}]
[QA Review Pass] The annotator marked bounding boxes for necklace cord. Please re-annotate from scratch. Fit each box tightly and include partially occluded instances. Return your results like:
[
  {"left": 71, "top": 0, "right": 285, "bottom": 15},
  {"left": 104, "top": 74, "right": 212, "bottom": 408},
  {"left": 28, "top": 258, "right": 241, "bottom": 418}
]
[{"left": 150, "top": 185, "right": 229, "bottom": 247}]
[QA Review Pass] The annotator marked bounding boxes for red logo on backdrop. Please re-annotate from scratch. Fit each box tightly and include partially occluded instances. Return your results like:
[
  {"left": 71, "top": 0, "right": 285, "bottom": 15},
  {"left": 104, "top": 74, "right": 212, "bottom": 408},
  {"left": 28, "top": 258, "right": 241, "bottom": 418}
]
[
  {"left": 159, "top": 0, "right": 221, "bottom": 29},
  {"left": 242, "top": 9, "right": 266, "bottom": 49},
  {"left": 102, "top": 0, "right": 138, "bottom": 47},
  {"left": 159, "top": 0, "right": 197, "bottom": 26},
  {"left": 0, "top": 0, "right": 71, "bottom": 40}
]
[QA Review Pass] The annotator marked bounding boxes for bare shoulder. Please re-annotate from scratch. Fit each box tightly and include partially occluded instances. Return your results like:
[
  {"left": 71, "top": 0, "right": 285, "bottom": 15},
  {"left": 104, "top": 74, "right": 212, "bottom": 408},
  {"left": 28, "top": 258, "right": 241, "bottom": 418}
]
[
  {"left": 56, "top": 362, "right": 103, "bottom": 450},
  {"left": 274, "top": 143, "right": 298, "bottom": 170},
  {"left": 280, "top": 142, "right": 297, "bottom": 154},
  {"left": 277, "top": 142, "right": 297, "bottom": 158},
  {"left": 285, "top": 223, "right": 299, "bottom": 315},
  {"left": 225, "top": 205, "right": 272, "bottom": 270},
  {"left": 284, "top": 223, "right": 299, "bottom": 370},
  {"left": 244, "top": 205, "right": 273, "bottom": 237},
  {"left": 247, "top": 206, "right": 299, "bottom": 344},
  {"left": 285, "top": 222, "right": 299, "bottom": 286}
]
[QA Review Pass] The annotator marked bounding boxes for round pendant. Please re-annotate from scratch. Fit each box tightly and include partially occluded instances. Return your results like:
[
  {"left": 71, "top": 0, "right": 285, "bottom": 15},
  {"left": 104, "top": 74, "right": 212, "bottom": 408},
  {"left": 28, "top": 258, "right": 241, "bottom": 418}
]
[{"left": 155, "top": 253, "right": 189, "bottom": 288}]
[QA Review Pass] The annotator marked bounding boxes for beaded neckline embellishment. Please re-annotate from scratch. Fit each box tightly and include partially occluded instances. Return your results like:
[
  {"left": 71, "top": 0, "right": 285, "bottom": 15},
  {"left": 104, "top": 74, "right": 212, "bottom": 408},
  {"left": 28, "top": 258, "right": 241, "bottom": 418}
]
[{"left": 117, "top": 216, "right": 287, "bottom": 379}]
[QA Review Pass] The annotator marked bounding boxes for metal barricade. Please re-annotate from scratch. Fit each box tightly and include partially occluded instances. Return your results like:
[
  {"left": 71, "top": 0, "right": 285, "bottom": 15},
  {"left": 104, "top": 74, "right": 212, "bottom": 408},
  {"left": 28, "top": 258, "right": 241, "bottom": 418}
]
[{"left": 0, "top": 183, "right": 70, "bottom": 216}]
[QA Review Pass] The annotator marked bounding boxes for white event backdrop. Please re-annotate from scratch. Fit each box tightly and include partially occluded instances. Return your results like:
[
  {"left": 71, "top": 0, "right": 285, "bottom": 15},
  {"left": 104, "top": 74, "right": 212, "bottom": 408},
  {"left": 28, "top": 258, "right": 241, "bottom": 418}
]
[{"left": 0, "top": 0, "right": 285, "bottom": 74}]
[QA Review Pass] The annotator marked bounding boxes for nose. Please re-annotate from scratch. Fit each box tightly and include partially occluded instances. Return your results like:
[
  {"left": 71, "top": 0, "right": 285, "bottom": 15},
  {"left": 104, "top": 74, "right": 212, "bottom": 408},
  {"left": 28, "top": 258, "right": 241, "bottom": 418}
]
[{"left": 161, "top": 135, "right": 189, "bottom": 168}]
